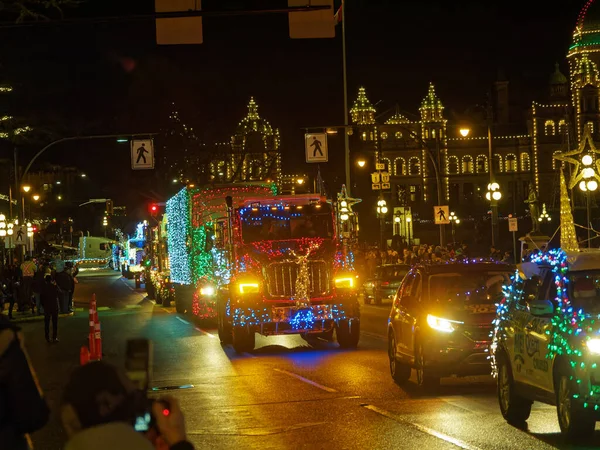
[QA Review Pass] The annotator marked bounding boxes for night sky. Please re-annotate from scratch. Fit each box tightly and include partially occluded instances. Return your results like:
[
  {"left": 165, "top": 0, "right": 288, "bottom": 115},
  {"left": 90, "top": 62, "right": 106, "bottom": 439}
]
[{"left": 0, "top": 0, "right": 588, "bottom": 208}]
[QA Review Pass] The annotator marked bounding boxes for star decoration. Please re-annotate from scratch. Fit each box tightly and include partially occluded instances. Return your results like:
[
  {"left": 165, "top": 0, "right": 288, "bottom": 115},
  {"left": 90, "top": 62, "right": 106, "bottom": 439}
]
[{"left": 553, "top": 127, "right": 600, "bottom": 188}]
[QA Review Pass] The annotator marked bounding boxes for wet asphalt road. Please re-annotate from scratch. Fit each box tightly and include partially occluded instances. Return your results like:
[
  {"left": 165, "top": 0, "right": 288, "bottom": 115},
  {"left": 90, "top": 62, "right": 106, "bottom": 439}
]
[{"left": 18, "top": 269, "right": 600, "bottom": 449}]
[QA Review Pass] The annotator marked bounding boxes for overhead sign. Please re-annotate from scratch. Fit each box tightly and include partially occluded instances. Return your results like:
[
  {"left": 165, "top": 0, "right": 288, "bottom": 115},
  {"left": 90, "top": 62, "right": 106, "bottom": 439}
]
[
  {"left": 371, "top": 172, "right": 380, "bottom": 183},
  {"left": 305, "top": 133, "right": 328, "bottom": 163},
  {"left": 131, "top": 139, "right": 155, "bottom": 170},
  {"left": 289, "top": 0, "right": 335, "bottom": 39},
  {"left": 155, "top": 0, "right": 203, "bottom": 45},
  {"left": 433, "top": 205, "right": 450, "bottom": 225},
  {"left": 375, "top": 163, "right": 385, "bottom": 171},
  {"left": 381, "top": 172, "right": 390, "bottom": 183},
  {"left": 508, "top": 218, "right": 518, "bottom": 232},
  {"left": 381, "top": 182, "right": 391, "bottom": 190},
  {"left": 372, "top": 183, "right": 381, "bottom": 190}
]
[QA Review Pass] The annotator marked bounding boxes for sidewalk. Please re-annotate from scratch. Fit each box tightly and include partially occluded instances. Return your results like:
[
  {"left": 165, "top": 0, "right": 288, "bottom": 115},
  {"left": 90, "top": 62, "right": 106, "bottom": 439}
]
[{"left": 0, "top": 309, "right": 75, "bottom": 323}]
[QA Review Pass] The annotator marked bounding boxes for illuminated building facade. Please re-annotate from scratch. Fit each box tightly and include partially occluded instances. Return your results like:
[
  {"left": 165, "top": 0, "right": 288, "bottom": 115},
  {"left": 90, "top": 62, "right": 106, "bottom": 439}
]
[{"left": 349, "top": 1, "right": 600, "bottom": 219}]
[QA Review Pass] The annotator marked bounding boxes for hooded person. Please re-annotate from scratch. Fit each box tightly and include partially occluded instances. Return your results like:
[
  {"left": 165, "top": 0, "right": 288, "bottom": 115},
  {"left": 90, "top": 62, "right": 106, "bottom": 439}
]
[
  {"left": 0, "top": 314, "right": 50, "bottom": 449},
  {"left": 61, "top": 361, "right": 194, "bottom": 450}
]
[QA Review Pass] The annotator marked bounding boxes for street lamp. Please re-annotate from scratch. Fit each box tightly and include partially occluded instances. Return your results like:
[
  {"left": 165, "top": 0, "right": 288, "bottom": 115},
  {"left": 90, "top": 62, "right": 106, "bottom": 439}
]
[
  {"left": 0, "top": 214, "right": 5, "bottom": 267},
  {"left": 32, "top": 194, "right": 40, "bottom": 202},
  {"left": 296, "top": 178, "right": 305, "bottom": 185},
  {"left": 22, "top": 185, "right": 31, "bottom": 193},
  {"left": 459, "top": 128, "right": 470, "bottom": 137},
  {"left": 377, "top": 198, "right": 388, "bottom": 250},
  {"left": 449, "top": 211, "right": 460, "bottom": 244},
  {"left": 406, "top": 215, "right": 412, "bottom": 246},
  {"left": 578, "top": 154, "right": 597, "bottom": 248},
  {"left": 357, "top": 158, "right": 366, "bottom": 168},
  {"left": 538, "top": 203, "right": 551, "bottom": 223},
  {"left": 339, "top": 200, "right": 350, "bottom": 222},
  {"left": 486, "top": 182, "right": 502, "bottom": 247}
]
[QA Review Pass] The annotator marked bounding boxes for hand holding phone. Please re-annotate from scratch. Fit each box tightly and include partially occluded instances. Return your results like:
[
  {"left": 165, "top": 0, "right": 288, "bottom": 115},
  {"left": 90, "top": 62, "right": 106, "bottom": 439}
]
[{"left": 152, "top": 396, "right": 186, "bottom": 446}]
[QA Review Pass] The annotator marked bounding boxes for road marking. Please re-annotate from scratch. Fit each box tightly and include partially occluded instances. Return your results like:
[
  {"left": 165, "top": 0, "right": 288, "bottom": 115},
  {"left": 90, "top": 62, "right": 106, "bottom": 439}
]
[
  {"left": 176, "top": 316, "right": 190, "bottom": 325},
  {"left": 360, "top": 331, "right": 386, "bottom": 341},
  {"left": 97, "top": 306, "right": 110, "bottom": 311},
  {"left": 362, "top": 404, "right": 481, "bottom": 450},
  {"left": 274, "top": 368, "right": 337, "bottom": 393},
  {"left": 125, "top": 304, "right": 142, "bottom": 309},
  {"left": 194, "top": 327, "right": 217, "bottom": 338}
]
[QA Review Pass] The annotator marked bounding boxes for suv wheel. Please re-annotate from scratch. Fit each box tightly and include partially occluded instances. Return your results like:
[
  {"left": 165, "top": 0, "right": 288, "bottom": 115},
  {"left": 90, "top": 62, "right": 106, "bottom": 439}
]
[
  {"left": 389, "top": 333, "right": 410, "bottom": 385},
  {"left": 497, "top": 353, "right": 532, "bottom": 425},
  {"left": 415, "top": 343, "right": 440, "bottom": 389},
  {"left": 556, "top": 371, "right": 596, "bottom": 440}
]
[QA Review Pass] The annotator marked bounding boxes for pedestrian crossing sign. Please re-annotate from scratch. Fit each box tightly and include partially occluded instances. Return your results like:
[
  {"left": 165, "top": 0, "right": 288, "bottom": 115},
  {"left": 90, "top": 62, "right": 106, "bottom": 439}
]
[
  {"left": 434, "top": 205, "right": 450, "bottom": 225},
  {"left": 131, "top": 139, "right": 155, "bottom": 170},
  {"left": 305, "top": 133, "right": 328, "bottom": 163}
]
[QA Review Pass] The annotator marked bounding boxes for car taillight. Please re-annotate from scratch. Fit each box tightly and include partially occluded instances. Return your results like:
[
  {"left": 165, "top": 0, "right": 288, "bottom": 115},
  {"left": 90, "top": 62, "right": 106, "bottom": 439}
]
[{"left": 381, "top": 281, "right": 389, "bottom": 286}]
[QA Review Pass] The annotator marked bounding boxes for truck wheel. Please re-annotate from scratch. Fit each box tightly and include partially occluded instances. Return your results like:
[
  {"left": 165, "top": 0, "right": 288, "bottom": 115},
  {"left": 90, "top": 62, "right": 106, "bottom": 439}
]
[
  {"left": 232, "top": 326, "right": 255, "bottom": 353},
  {"left": 415, "top": 342, "right": 440, "bottom": 390},
  {"left": 389, "top": 333, "right": 410, "bottom": 385},
  {"left": 336, "top": 318, "right": 360, "bottom": 349},
  {"left": 217, "top": 300, "right": 233, "bottom": 345},
  {"left": 556, "top": 368, "right": 595, "bottom": 440},
  {"left": 497, "top": 352, "right": 532, "bottom": 425}
]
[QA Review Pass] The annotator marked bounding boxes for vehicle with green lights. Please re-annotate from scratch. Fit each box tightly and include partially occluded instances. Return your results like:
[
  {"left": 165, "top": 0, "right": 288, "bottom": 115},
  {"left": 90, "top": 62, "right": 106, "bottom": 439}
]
[
  {"left": 145, "top": 214, "right": 174, "bottom": 307},
  {"left": 388, "top": 261, "right": 513, "bottom": 388},
  {"left": 491, "top": 249, "right": 600, "bottom": 440},
  {"left": 166, "top": 183, "right": 361, "bottom": 353}
]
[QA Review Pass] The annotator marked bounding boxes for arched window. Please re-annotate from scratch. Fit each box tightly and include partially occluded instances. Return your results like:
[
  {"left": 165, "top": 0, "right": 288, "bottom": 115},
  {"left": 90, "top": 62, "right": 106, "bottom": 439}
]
[
  {"left": 446, "top": 156, "right": 459, "bottom": 175},
  {"left": 476, "top": 155, "right": 488, "bottom": 173},
  {"left": 408, "top": 157, "right": 421, "bottom": 176},
  {"left": 559, "top": 119, "right": 567, "bottom": 135},
  {"left": 544, "top": 120, "right": 555, "bottom": 136},
  {"left": 552, "top": 150, "right": 563, "bottom": 170},
  {"left": 520, "top": 152, "right": 530, "bottom": 172},
  {"left": 394, "top": 157, "right": 406, "bottom": 176},
  {"left": 461, "top": 155, "right": 474, "bottom": 174},
  {"left": 505, "top": 154, "right": 517, "bottom": 172},
  {"left": 381, "top": 157, "right": 391, "bottom": 172},
  {"left": 493, "top": 154, "right": 503, "bottom": 173}
]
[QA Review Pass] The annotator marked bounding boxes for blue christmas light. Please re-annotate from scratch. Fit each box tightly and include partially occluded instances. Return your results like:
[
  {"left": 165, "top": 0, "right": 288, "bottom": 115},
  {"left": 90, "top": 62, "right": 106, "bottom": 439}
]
[{"left": 167, "top": 188, "right": 192, "bottom": 284}]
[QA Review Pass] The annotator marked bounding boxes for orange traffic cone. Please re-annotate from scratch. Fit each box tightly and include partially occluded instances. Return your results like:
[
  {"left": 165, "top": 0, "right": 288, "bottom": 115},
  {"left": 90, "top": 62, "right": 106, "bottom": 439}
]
[
  {"left": 80, "top": 346, "right": 90, "bottom": 365},
  {"left": 93, "top": 310, "right": 102, "bottom": 360}
]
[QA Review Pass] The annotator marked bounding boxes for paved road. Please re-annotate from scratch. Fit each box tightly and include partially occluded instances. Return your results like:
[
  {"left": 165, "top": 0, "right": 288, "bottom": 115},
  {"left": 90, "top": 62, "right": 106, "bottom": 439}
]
[{"left": 18, "top": 270, "right": 600, "bottom": 449}]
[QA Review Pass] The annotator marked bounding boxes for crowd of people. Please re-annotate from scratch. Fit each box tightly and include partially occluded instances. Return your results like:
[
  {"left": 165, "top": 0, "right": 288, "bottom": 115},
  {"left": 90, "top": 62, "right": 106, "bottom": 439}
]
[{"left": 0, "top": 255, "right": 79, "bottom": 343}]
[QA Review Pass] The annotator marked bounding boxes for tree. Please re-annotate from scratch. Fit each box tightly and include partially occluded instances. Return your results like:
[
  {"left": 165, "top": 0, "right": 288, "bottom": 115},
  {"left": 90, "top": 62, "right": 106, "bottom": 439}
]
[
  {"left": 0, "top": 0, "right": 79, "bottom": 23},
  {"left": 560, "top": 169, "right": 579, "bottom": 252}
]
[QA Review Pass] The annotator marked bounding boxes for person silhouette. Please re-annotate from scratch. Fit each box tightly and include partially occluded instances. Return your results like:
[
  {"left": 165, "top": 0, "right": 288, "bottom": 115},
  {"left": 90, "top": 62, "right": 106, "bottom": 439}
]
[
  {"left": 310, "top": 136, "right": 323, "bottom": 157},
  {"left": 437, "top": 208, "right": 446, "bottom": 222},
  {"left": 136, "top": 143, "right": 149, "bottom": 164}
]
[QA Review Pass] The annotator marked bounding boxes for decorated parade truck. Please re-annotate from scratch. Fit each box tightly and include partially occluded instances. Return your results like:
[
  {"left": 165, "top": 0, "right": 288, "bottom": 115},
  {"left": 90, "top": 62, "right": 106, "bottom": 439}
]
[
  {"left": 145, "top": 214, "right": 175, "bottom": 307},
  {"left": 166, "top": 183, "right": 361, "bottom": 352}
]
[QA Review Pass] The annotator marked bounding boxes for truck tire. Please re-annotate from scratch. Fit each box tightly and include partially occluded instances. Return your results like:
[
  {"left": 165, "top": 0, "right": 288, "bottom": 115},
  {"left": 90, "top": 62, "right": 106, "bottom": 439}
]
[
  {"left": 497, "top": 352, "right": 532, "bottom": 425},
  {"left": 556, "top": 366, "right": 596, "bottom": 440},
  {"left": 217, "top": 299, "right": 233, "bottom": 344},
  {"left": 232, "top": 326, "right": 255, "bottom": 353},
  {"left": 336, "top": 318, "right": 360, "bottom": 349}
]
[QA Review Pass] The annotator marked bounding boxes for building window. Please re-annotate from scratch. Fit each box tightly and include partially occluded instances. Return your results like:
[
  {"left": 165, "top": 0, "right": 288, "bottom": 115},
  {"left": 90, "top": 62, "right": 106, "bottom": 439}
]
[
  {"left": 408, "top": 157, "right": 421, "bottom": 176},
  {"left": 463, "top": 183, "right": 474, "bottom": 202},
  {"left": 520, "top": 152, "right": 530, "bottom": 172},
  {"left": 43, "top": 183, "right": 50, "bottom": 192},
  {"left": 394, "top": 157, "right": 406, "bottom": 176},
  {"left": 461, "top": 155, "right": 474, "bottom": 174},
  {"left": 395, "top": 131, "right": 402, "bottom": 139},
  {"left": 424, "top": 129, "right": 429, "bottom": 139},
  {"left": 381, "top": 157, "right": 391, "bottom": 172},
  {"left": 493, "top": 154, "right": 503, "bottom": 173},
  {"left": 449, "top": 183, "right": 460, "bottom": 204},
  {"left": 505, "top": 154, "right": 517, "bottom": 172},
  {"left": 446, "top": 156, "right": 459, "bottom": 175},
  {"left": 544, "top": 120, "right": 555, "bottom": 136},
  {"left": 586, "top": 122, "right": 594, "bottom": 135},
  {"left": 431, "top": 129, "right": 436, "bottom": 139},
  {"left": 476, "top": 155, "right": 488, "bottom": 173},
  {"left": 409, "top": 185, "right": 421, "bottom": 202},
  {"left": 559, "top": 119, "right": 567, "bottom": 135},
  {"left": 361, "top": 132, "right": 367, "bottom": 141},
  {"left": 380, "top": 132, "right": 388, "bottom": 140}
]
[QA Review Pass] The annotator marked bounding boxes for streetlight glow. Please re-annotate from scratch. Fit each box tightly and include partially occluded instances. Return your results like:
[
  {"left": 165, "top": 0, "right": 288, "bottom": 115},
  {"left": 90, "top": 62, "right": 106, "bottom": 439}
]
[
  {"left": 582, "top": 154, "right": 593, "bottom": 166},
  {"left": 32, "top": 194, "right": 40, "bottom": 201},
  {"left": 357, "top": 159, "right": 366, "bottom": 168},
  {"left": 459, "top": 128, "right": 470, "bottom": 137},
  {"left": 296, "top": 178, "right": 305, "bottom": 185},
  {"left": 22, "top": 185, "right": 31, "bottom": 193}
]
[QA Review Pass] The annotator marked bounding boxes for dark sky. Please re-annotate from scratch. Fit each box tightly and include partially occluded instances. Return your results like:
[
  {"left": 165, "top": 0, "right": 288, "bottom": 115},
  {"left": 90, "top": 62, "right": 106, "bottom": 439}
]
[{"left": 0, "top": 0, "right": 587, "bottom": 204}]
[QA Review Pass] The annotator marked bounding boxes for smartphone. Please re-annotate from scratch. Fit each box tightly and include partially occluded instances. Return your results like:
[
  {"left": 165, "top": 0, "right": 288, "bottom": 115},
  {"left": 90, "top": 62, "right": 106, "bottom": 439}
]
[{"left": 125, "top": 338, "right": 153, "bottom": 392}]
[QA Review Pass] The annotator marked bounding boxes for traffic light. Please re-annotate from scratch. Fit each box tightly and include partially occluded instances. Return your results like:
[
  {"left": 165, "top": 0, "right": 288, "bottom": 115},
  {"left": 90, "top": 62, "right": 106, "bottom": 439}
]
[
  {"left": 149, "top": 204, "right": 159, "bottom": 216},
  {"left": 106, "top": 199, "right": 114, "bottom": 215}
]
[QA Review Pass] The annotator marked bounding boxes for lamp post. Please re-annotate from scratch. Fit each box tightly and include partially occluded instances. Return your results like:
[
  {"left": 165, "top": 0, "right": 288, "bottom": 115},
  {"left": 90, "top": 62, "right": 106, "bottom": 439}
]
[
  {"left": 449, "top": 211, "right": 460, "bottom": 244},
  {"left": 0, "top": 214, "right": 6, "bottom": 267},
  {"left": 485, "top": 182, "right": 502, "bottom": 247},
  {"left": 406, "top": 215, "right": 412, "bottom": 247},
  {"left": 21, "top": 184, "right": 30, "bottom": 222},
  {"left": 538, "top": 203, "right": 551, "bottom": 224},
  {"left": 376, "top": 198, "right": 388, "bottom": 250},
  {"left": 394, "top": 215, "right": 401, "bottom": 236},
  {"left": 578, "top": 154, "right": 598, "bottom": 248}
]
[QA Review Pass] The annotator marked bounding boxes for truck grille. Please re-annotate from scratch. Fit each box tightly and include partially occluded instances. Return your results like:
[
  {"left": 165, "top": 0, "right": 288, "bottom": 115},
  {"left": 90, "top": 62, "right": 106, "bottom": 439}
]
[{"left": 266, "top": 261, "right": 330, "bottom": 298}]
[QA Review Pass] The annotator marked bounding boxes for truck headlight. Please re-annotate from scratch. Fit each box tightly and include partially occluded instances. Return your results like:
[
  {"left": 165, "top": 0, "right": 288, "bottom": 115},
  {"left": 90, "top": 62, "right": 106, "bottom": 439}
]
[
  {"left": 334, "top": 276, "right": 355, "bottom": 289},
  {"left": 200, "top": 286, "right": 215, "bottom": 296},
  {"left": 586, "top": 338, "right": 600, "bottom": 355},
  {"left": 426, "top": 314, "right": 463, "bottom": 333},
  {"left": 238, "top": 282, "right": 259, "bottom": 294}
]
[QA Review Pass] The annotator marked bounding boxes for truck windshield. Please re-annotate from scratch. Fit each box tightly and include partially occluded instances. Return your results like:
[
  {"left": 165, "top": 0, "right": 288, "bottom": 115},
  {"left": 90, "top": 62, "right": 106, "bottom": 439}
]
[
  {"left": 240, "top": 204, "right": 334, "bottom": 243},
  {"left": 566, "top": 271, "right": 600, "bottom": 313}
]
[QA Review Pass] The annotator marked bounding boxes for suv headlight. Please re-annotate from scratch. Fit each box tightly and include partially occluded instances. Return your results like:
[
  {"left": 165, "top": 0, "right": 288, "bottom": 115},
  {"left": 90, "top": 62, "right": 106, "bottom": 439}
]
[
  {"left": 586, "top": 338, "right": 600, "bottom": 355},
  {"left": 427, "top": 314, "right": 463, "bottom": 333}
]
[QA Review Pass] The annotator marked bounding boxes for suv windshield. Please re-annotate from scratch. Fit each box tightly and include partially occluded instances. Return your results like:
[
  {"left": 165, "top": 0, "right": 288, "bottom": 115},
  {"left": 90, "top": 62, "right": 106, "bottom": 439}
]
[
  {"left": 428, "top": 271, "right": 512, "bottom": 305},
  {"left": 241, "top": 204, "right": 334, "bottom": 243},
  {"left": 567, "top": 271, "right": 600, "bottom": 313}
]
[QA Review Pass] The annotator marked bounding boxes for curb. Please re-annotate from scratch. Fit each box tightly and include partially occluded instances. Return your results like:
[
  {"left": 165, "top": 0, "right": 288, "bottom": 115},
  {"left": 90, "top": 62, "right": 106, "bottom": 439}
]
[{"left": 1, "top": 311, "right": 75, "bottom": 323}]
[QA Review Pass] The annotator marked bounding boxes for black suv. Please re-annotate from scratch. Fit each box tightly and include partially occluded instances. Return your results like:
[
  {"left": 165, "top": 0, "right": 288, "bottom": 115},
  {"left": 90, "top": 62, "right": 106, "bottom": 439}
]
[{"left": 388, "top": 261, "right": 513, "bottom": 388}]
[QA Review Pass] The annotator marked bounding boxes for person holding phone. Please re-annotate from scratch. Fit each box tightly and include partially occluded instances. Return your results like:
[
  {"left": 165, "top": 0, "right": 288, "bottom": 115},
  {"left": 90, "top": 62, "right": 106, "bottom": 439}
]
[{"left": 60, "top": 361, "right": 194, "bottom": 450}]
